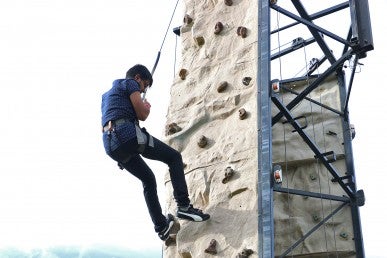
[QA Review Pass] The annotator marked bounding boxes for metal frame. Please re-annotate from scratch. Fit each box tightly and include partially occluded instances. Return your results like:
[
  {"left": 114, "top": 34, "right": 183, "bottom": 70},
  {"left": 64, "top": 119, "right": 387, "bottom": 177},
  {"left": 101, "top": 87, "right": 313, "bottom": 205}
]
[
  {"left": 258, "top": 0, "right": 373, "bottom": 257},
  {"left": 258, "top": 0, "right": 274, "bottom": 256}
]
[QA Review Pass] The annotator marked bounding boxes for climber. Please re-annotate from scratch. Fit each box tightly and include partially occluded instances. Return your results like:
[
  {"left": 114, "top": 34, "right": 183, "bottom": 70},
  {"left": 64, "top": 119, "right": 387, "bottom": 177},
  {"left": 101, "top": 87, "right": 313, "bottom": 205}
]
[{"left": 101, "top": 64, "right": 210, "bottom": 241}]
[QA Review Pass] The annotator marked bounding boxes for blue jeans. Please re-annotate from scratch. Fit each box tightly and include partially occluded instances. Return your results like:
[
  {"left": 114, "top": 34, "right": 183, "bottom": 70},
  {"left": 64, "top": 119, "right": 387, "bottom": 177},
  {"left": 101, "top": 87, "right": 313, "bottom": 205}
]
[{"left": 106, "top": 132, "right": 190, "bottom": 233}]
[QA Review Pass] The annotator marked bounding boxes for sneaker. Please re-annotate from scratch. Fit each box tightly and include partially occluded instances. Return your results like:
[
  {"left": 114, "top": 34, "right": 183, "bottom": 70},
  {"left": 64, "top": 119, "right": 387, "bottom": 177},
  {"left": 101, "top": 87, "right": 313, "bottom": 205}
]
[
  {"left": 158, "top": 214, "right": 175, "bottom": 241},
  {"left": 176, "top": 204, "right": 210, "bottom": 222}
]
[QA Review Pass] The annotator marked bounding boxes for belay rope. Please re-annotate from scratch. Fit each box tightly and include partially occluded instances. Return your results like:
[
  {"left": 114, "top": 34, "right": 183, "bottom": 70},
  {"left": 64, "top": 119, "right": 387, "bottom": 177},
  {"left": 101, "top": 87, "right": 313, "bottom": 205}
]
[{"left": 141, "top": 0, "right": 180, "bottom": 101}]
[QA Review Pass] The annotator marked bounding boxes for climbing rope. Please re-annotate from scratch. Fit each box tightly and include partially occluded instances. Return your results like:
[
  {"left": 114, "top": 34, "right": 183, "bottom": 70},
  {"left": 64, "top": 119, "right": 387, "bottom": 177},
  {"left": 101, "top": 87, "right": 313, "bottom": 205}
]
[
  {"left": 273, "top": 9, "right": 294, "bottom": 257},
  {"left": 142, "top": 0, "right": 180, "bottom": 101},
  {"left": 302, "top": 44, "right": 332, "bottom": 254},
  {"left": 272, "top": 5, "right": 346, "bottom": 256}
]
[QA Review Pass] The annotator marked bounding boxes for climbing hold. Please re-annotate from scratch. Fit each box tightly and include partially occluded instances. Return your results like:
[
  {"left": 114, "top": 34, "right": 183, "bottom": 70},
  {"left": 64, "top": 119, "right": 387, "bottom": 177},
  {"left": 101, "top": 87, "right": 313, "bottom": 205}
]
[
  {"left": 217, "top": 81, "right": 228, "bottom": 93},
  {"left": 166, "top": 123, "right": 182, "bottom": 136},
  {"left": 195, "top": 36, "right": 205, "bottom": 46},
  {"left": 222, "top": 166, "right": 234, "bottom": 184},
  {"left": 214, "top": 22, "right": 224, "bottom": 35},
  {"left": 237, "top": 26, "right": 247, "bottom": 38},
  {"left": 164, "top": 220, "right": 181, "bottom": 247},
  {"left": 197, "top": 135, "right": 208, "bottom": 148},
  {"left": 312, "top": 213, "right": 320, "bottom": 222},
  {"left": 224, "top": 0, "right": 233, "bottom": 6},
  {"left": 236, "top": 248, "right": 254, "bottom": 258},
  {"left": 165, "top": 235, "right": 176, "bottom": 247},
  {"left": 183, "top": 14, "right": 193, "bottom": 25},
  {"left": 242, "top": 77, "right": 252, "bottom": 86},
  {"left": 270, "top": 0, "right": 277, "bottom": 5},
  {"left": 180, "top": 251, "right": 193, "bottom": 258},
  {"left": 204, "top": 239, "right": 217, "bottom": 255},
  {"left": 229, "top": 187, "right": 248, "bottom": 198},
  {"left": 309, "top": 174, "right": 317, "bottom": 181},
  {"left": 340, "top": 232, "right": 349, "bottom": 240},
  {"left": 239, "top": 108, "right": 247, "bottom": 120},
  {"left": 179, "top": 69, "right": 188, "bottom": 80}
]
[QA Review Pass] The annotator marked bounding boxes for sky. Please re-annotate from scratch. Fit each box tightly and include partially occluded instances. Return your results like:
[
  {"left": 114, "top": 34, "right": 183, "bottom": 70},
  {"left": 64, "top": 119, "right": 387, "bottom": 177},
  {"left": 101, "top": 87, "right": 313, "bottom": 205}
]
[{"left": 0, "top": 1, "right": 386, "bottom": 258}]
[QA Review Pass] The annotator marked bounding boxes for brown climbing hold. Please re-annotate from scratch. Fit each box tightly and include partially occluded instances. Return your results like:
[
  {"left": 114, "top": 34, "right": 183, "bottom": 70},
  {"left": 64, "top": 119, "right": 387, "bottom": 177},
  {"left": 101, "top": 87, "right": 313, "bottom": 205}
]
[
  {"left": 239, "top": 108, "right": 247, "bottom": 120},
  {"left": 242, "top": 77, "right": 252, "bottom": 86},
  {"left": 165, "top": 220, "right": 181, "bottom": 247},
  {"left": 224, "top": 0, "right": 233, "bottom": 6},
  {"left": 179, "top": 69, "right": 187, "bottom": 80},
  {"left": 217, "top": 81, "right": 228, "bottom": 93},
  {"left": 165, "top": 235, "right": 176, "bottom": 247},
  {"left": 195, "top": 36, "right": 205, "bottom": 46},
  {"left": 184, "top": 14, "right": 193, "bottom": 25},
  {"left": 236, "top": 248, "right": 254, "bottom": 258},
  {"left": 204, "top": 239, "right": 217, "bottom": 255},
  {"left": 237, "top": 26, "right": 247, "bottom": 38},
  {"left": 214, "top": 22, "right": 224, "bottom": 35},
  {"left": 270, "top": 0, "right": 278, "bottom": 5},
  {"left": 197, "top": 135, "right": 208, "bottom": 148},
  {"left": 166, "top": 122, "right": 182, "bottom": 136},
  {"left": 222, "top": 166, "right": 234, "bottom": 184},
  {"left": 229, "top": 187, "right": 248, "bottom": 198}
]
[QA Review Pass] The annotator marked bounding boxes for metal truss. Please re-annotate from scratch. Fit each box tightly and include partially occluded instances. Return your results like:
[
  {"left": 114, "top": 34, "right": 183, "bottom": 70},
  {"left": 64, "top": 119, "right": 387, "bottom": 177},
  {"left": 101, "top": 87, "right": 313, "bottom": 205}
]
[{"left": 258, "top": 0, "right": 373, "bottom": 257}]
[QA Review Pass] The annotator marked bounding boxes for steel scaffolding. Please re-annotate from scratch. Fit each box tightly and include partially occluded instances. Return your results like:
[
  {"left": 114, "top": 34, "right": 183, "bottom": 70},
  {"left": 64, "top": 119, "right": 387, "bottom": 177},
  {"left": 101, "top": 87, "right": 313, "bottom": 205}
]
[{"left": 258, "top": 1, "right": 373, "bottom": 257}]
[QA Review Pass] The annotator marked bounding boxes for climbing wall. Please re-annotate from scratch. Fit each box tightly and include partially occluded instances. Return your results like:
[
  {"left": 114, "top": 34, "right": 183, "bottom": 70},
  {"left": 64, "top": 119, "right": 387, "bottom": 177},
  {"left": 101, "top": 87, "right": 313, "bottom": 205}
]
[
  {"left": 163, "top": 0, "right": 259, "bottom": 257},
  {"left": 272, "top": 75, "right": 356, "bottom": 257}
]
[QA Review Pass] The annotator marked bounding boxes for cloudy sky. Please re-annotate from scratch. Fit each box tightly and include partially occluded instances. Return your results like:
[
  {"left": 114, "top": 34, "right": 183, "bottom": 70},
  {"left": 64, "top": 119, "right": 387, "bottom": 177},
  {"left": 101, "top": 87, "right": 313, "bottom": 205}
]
[{"left": 0, "top": 1, "right": 386, "bottom": 257}]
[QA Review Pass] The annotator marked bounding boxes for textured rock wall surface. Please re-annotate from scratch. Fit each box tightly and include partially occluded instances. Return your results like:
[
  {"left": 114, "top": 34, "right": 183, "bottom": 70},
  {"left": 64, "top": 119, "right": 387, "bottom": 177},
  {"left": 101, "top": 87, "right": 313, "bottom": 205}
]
[
  {"left": 163, "top": 1, "right": 356, "bottom": 257},
  {"left": 163, "top": 0, "right": 259, "bottom": 257},
  {"left": 272, "top": 76, "right": 356, "bottom": 257}
]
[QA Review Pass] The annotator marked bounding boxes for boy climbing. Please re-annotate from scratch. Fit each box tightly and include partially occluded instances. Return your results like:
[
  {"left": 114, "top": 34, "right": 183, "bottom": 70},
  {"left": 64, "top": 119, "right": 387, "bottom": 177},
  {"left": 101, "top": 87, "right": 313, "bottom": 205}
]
[{"left": 101, "top": 64, "right": 210, "bottom": 241}]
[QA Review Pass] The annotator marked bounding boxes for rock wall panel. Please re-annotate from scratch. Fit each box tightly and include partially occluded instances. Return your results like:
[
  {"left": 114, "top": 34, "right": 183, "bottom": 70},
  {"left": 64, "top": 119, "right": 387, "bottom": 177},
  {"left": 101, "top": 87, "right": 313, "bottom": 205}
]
[
  {"left": 164, "top": 0, "right": 259, "bottom": 257},
  {"left": 272, "top": 76, "right": 356, "bottom": 257}
]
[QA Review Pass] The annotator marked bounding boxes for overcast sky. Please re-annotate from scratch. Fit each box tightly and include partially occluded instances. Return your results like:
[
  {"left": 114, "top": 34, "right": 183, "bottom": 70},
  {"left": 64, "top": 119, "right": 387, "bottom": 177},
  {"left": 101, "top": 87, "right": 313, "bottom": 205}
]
[{"left": 0, "top": 1, "right": 386, "bottom": 257}]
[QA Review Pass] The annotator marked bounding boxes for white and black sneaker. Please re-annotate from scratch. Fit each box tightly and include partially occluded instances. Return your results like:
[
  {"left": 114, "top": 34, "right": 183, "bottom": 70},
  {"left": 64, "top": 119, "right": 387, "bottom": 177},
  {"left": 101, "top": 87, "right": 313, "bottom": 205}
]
[
  {"left": 176, "top": 204, "right": 210, "bottom": 222},
  {"left": 158, "top": 214, "right": 175, "bottom": 241}
]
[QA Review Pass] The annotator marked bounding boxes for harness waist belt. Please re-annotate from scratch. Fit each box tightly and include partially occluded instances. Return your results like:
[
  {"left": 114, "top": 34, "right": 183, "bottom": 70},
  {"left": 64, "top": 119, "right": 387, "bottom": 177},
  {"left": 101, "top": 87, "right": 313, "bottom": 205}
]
[{"left": 102, "top": 118, "right": 134, "bottom": 132}]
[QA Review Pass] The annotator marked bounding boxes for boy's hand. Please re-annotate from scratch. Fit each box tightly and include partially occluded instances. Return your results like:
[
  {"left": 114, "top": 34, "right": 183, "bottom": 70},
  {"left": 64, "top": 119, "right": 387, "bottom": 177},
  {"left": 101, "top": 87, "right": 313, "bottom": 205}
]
[{"left": 143, "top": 99, "right": 151, "bottom": 110}]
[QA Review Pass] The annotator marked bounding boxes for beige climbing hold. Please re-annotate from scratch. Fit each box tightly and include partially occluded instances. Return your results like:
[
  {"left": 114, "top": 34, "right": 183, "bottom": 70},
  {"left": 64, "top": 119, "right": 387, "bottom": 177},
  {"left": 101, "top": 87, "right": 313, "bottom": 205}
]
[
  {"left": 239, "top": 108, "right": 247, "bottom": 120},
  {"left": 224, "top": 0, "right": 233, "bottom": 6},
  {"left": 237, "top": 26, "right": 248, "bottom": 38},
  {"left": 217, "top": 81, "right": 228, "bottom": 93},
  {"left": 197, "top": 135, "right": 208, "bottom": 148},
  {"left": 214, "top": 22, "right": 224, "bottom": 35},
  {"left": 204, "top": 239, "right": 217, "bottom": 255},
  {"left": 179, "top": 69, "right": 188, "bottom": 80},
  {"left": 195, "top": 36, "right": 205, "bottom": 46},
  {"left": 222, "top": 166, "right": 234, "bottom": 184},
  {"left": 166, "top": 122, "right": 182, "bottom": 136},
  {"left": 183, "top": 14, "right": 193, "bottom": 25}
]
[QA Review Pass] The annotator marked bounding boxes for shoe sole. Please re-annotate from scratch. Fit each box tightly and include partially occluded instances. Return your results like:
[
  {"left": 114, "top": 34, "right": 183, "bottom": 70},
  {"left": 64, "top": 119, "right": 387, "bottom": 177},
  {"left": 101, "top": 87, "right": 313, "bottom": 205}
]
[
  {"left": 176, "top": 211, "right": 210, "bottom": 222},
  {"left": 159, "top": 215, "right": 175, "bottom": 240}
]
